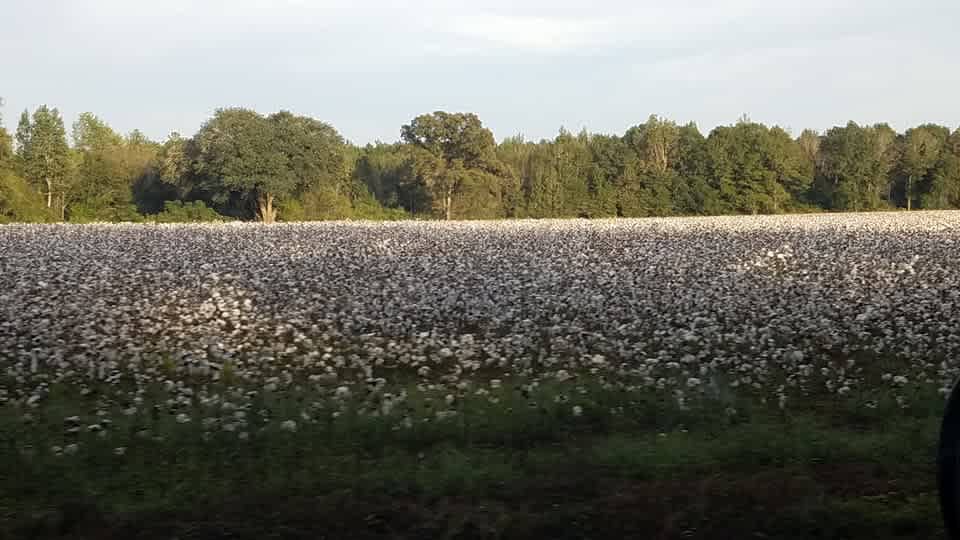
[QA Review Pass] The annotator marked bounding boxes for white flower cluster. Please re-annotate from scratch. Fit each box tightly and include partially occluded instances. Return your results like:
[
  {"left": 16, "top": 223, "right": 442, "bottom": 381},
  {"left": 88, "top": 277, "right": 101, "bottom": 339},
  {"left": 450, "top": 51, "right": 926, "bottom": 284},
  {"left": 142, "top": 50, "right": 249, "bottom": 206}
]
[{"left": 2, "top": 211, "right": 960, "bottom": 449}]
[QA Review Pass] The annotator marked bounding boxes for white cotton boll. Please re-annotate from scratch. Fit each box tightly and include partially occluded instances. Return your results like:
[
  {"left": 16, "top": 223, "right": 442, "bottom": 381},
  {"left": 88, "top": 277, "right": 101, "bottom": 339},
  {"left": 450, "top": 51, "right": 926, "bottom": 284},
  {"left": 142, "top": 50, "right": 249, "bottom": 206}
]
[
  {"left": 175, "top": 413, "right": 191, "bottom": 424},
  {"left": 64, "top": 443, "right": 79, "bottom": 456},
  {"left": 280, "top": 420, "right": 297, "bottom": 432},
  {"left": 572, "top": 405, "right": 583, "bottom": 417},
  {"left": 113, "top": 447, "right": 127, "bottom": 456}
]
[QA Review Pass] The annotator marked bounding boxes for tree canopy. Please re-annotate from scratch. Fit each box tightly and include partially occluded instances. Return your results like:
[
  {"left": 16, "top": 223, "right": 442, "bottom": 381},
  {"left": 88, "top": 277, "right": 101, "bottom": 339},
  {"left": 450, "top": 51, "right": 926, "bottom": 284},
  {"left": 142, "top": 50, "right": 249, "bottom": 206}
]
[{"left": 1, "top": 100, "right": 959, "bottom": 223}]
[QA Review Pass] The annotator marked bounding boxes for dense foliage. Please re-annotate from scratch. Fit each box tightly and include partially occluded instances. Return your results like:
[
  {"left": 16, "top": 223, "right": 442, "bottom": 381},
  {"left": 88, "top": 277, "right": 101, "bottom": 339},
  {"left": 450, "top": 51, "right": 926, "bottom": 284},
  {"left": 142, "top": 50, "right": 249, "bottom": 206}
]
[{"left": 2, "top": 103, "right": 959, "bottom": 222}]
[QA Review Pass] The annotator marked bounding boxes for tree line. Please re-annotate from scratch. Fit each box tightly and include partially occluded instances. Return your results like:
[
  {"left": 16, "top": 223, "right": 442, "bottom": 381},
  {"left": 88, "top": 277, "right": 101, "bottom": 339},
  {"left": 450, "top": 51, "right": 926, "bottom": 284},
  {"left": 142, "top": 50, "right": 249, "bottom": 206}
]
[{"left": 2, "top": 103, "right": 959, "bottom": 223}]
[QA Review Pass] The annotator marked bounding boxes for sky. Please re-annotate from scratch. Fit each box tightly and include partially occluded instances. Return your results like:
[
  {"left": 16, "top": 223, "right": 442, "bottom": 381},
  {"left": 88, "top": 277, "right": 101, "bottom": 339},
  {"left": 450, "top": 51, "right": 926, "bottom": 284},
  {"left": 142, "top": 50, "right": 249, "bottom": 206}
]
[{"left": 2, "top": 0, "right": 959, "bottom": 146}]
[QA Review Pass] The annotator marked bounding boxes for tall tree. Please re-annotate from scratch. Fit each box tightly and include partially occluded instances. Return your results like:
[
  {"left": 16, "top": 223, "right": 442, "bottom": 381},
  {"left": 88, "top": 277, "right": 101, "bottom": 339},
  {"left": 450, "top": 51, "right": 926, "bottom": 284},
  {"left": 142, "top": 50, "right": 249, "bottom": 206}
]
[
  {"left": 674, "top": 123, "right": 714, "bottom": 214},
  {"left": 67, "top": 113, "right": 157, "bottom": 221},
  {"left": 815, "top": 122, "right": 895, "bottom": 211},
  {"left": 17, "top": 106, "right": 71, "bottom": 212},
  {"left": 796, "top": 129, "right": 821, "bottom": 196},
  {"left": 401, "top": 111, "right": 504, "bottom": 220},
  {"left": 585, "top": 134, "right": 625, "bottom": 217},
  {"left": 14, "top": 110, "right": 31, "bottom": 170},
  {"left": 269, "top": 110, "right": 351, "bottom": 214},
  {"left": 355, "top": 142, "right": 425, "bottom": 212},
  {"left": 72, "top": 112, "right": 122, "bottom": 152},
  {"left": 705, "top": 120, "right": 799, "bottom": 214},
  {"left": 0, "top": 109, "right": 11, "bottom": 171},
  {"left": 192, "top": 108, "right": 288, "bottom": 223},
  {"left": 624, "top": 115, "right": 680, "bottom": 175},
  {"left": 191, "top": 108, "right": 351, "bottom": 223},
  {"left": 899, "top": 125, "right": 948, "bottom": 210}
]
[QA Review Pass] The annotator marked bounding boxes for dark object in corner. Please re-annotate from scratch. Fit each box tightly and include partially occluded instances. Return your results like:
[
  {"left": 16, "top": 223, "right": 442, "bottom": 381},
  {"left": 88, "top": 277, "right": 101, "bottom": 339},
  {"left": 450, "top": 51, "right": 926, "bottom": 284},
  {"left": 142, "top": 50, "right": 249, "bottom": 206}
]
[{"left": 939, "top": 377, "right": 960, "bottom": 539}]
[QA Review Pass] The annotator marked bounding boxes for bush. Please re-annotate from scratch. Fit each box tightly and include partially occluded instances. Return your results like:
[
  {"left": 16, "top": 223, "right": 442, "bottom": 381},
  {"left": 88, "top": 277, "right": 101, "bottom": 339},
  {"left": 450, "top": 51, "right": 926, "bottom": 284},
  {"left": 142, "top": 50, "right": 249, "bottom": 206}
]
[
  {"left": 0, "top": 171, "right": 55, "bottom": 223},
  {"left": 279, "top": 184, "right": 409, "bottom": 222},
  {"left": 150, "top": 200, "right": 230, "bottom": 223},
  {"left": 68, "top": 202, "right": 145, "bottom": 223}
]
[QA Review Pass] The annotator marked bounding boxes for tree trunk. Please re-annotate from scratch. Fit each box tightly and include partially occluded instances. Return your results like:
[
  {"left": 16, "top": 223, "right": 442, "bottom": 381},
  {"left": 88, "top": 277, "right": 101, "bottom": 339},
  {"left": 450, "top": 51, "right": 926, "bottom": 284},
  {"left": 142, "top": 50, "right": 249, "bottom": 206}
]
[
  {"left": 444, "top": 193, "right": 452, "bottom": 221},
  {"left": 907, "top": 175, "right": 913, "bottom": 211},
  {"left": 257, "top": 192, "right": 277, "bottom": 224},
  {"left": 45, "top": 178, "right": 52, "bottom": 208}
]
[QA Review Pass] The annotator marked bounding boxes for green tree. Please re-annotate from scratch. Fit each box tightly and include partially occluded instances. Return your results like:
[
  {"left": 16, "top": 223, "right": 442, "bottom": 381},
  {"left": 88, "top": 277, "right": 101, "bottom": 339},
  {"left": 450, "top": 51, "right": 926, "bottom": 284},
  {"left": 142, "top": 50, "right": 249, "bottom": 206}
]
[
  {"left": 814, "top": 122, "right": 895, "bottom": 211},
  {"left": 354, "top": 142, "right": 428, "bottom": 213},
  {"left": 192, "top": 108, "right": 290, "bottom": 223},
  {"left": 674, "top": 123, "right": 715, "bottom": 214},
  {"left": 521, "top": 140, "right": 564, "bottom": 217},
  {"left": 401, "top": 111, "right": 505, "bottom": 220},
  {"left": 899, "top": 125, "right": 948, "bottom": 210},
  {"left": 619, "top": 116, "right": 681, "bottom": 216},
  {"left": 17, "top": 106, "right": 71, "bottom": 213},
  {"left": 0, "top": 170, "right": 51, "bottom": 223},
  {"left": 68, "top": 114, "right": 157, "bottom": 221},
  {"left": 191, "top": 108, "right": 354, "bottom": 223},
  {"left": 705, "top": 120, "right": 794, "bottom": 214},
  {"left": 0, "top": 113, "right": 12, "bottom": 171},
  {"left": 14, "top": 110, "right": 30, "bottom": 174},
  {"left": 624, "top": 115, "right": 680, "bottom": 175},
  {"left": 271, "top": 111, "right": 349, "bottom": 188},
  {"left": 584, "top": 134, "right": 625, "bottom": 217},
  {"left": 554, "top": 129, "right": 593, "bottom": 217},
  {"left": 921, "top": 153, "right": 960, "bottom": 209},
  {"left": 72, "top": 112, "right": 122, "bottom": 152},
  {"left": 796, "top": 130, "right": 821, "bottom": 188}
]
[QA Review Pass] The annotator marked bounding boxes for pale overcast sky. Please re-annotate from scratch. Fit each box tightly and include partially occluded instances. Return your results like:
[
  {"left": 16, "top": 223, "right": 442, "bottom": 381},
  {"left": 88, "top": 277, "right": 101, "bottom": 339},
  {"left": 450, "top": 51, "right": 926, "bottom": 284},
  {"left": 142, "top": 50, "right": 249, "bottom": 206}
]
[{"left": 2, "top": 0, "right": 958, "bottom": 145}]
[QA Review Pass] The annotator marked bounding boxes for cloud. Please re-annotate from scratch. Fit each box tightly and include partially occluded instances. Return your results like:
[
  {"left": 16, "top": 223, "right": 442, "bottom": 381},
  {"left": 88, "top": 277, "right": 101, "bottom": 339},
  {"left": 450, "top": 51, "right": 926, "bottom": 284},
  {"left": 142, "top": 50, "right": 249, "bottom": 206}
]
[
  {"left": 444, "top": 14, "right": 619, "bottom": 52},
  {"left": 1, "top": 0, "right": 956, "bottom": 144}
]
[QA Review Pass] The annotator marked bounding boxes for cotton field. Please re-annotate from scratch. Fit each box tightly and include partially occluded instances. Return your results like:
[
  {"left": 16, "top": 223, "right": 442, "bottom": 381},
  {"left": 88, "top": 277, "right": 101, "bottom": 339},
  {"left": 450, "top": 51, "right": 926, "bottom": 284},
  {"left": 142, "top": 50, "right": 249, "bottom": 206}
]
[{"left": 3, "top": 211, "right": 960, "bottom": 454}]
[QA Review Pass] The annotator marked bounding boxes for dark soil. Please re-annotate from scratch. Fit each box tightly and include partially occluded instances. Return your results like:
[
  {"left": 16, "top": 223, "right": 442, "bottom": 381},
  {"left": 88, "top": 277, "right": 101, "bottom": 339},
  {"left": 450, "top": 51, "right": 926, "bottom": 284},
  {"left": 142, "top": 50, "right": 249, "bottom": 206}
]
[{"left": 13, "top": 463, "right": 942, "bottom": 540}]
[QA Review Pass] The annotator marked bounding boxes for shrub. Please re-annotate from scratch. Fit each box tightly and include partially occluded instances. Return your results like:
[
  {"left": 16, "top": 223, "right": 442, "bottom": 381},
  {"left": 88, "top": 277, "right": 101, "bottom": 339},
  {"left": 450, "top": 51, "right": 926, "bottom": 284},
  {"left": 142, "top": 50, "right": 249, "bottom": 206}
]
[
  {"left": 151, "top": 200, "right": 230, "bottom": 223},
  {"left": 0, "top": 171, "right": 55, "bottom": 223}
]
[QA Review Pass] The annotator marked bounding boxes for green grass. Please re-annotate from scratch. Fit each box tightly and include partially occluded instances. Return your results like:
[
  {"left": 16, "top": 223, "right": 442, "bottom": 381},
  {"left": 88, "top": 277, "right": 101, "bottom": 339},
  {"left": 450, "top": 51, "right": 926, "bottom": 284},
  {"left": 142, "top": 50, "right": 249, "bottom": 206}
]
[{"left": 0, "top": 381, "right": 948, "bottom": 539}]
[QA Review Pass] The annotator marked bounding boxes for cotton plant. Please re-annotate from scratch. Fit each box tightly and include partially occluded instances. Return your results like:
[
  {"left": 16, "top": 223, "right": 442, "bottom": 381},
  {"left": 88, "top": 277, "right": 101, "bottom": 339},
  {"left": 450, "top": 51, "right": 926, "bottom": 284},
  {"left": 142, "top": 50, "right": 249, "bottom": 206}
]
[{"left": 1, "top": 212, "right": 960, "bottom": 456}]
